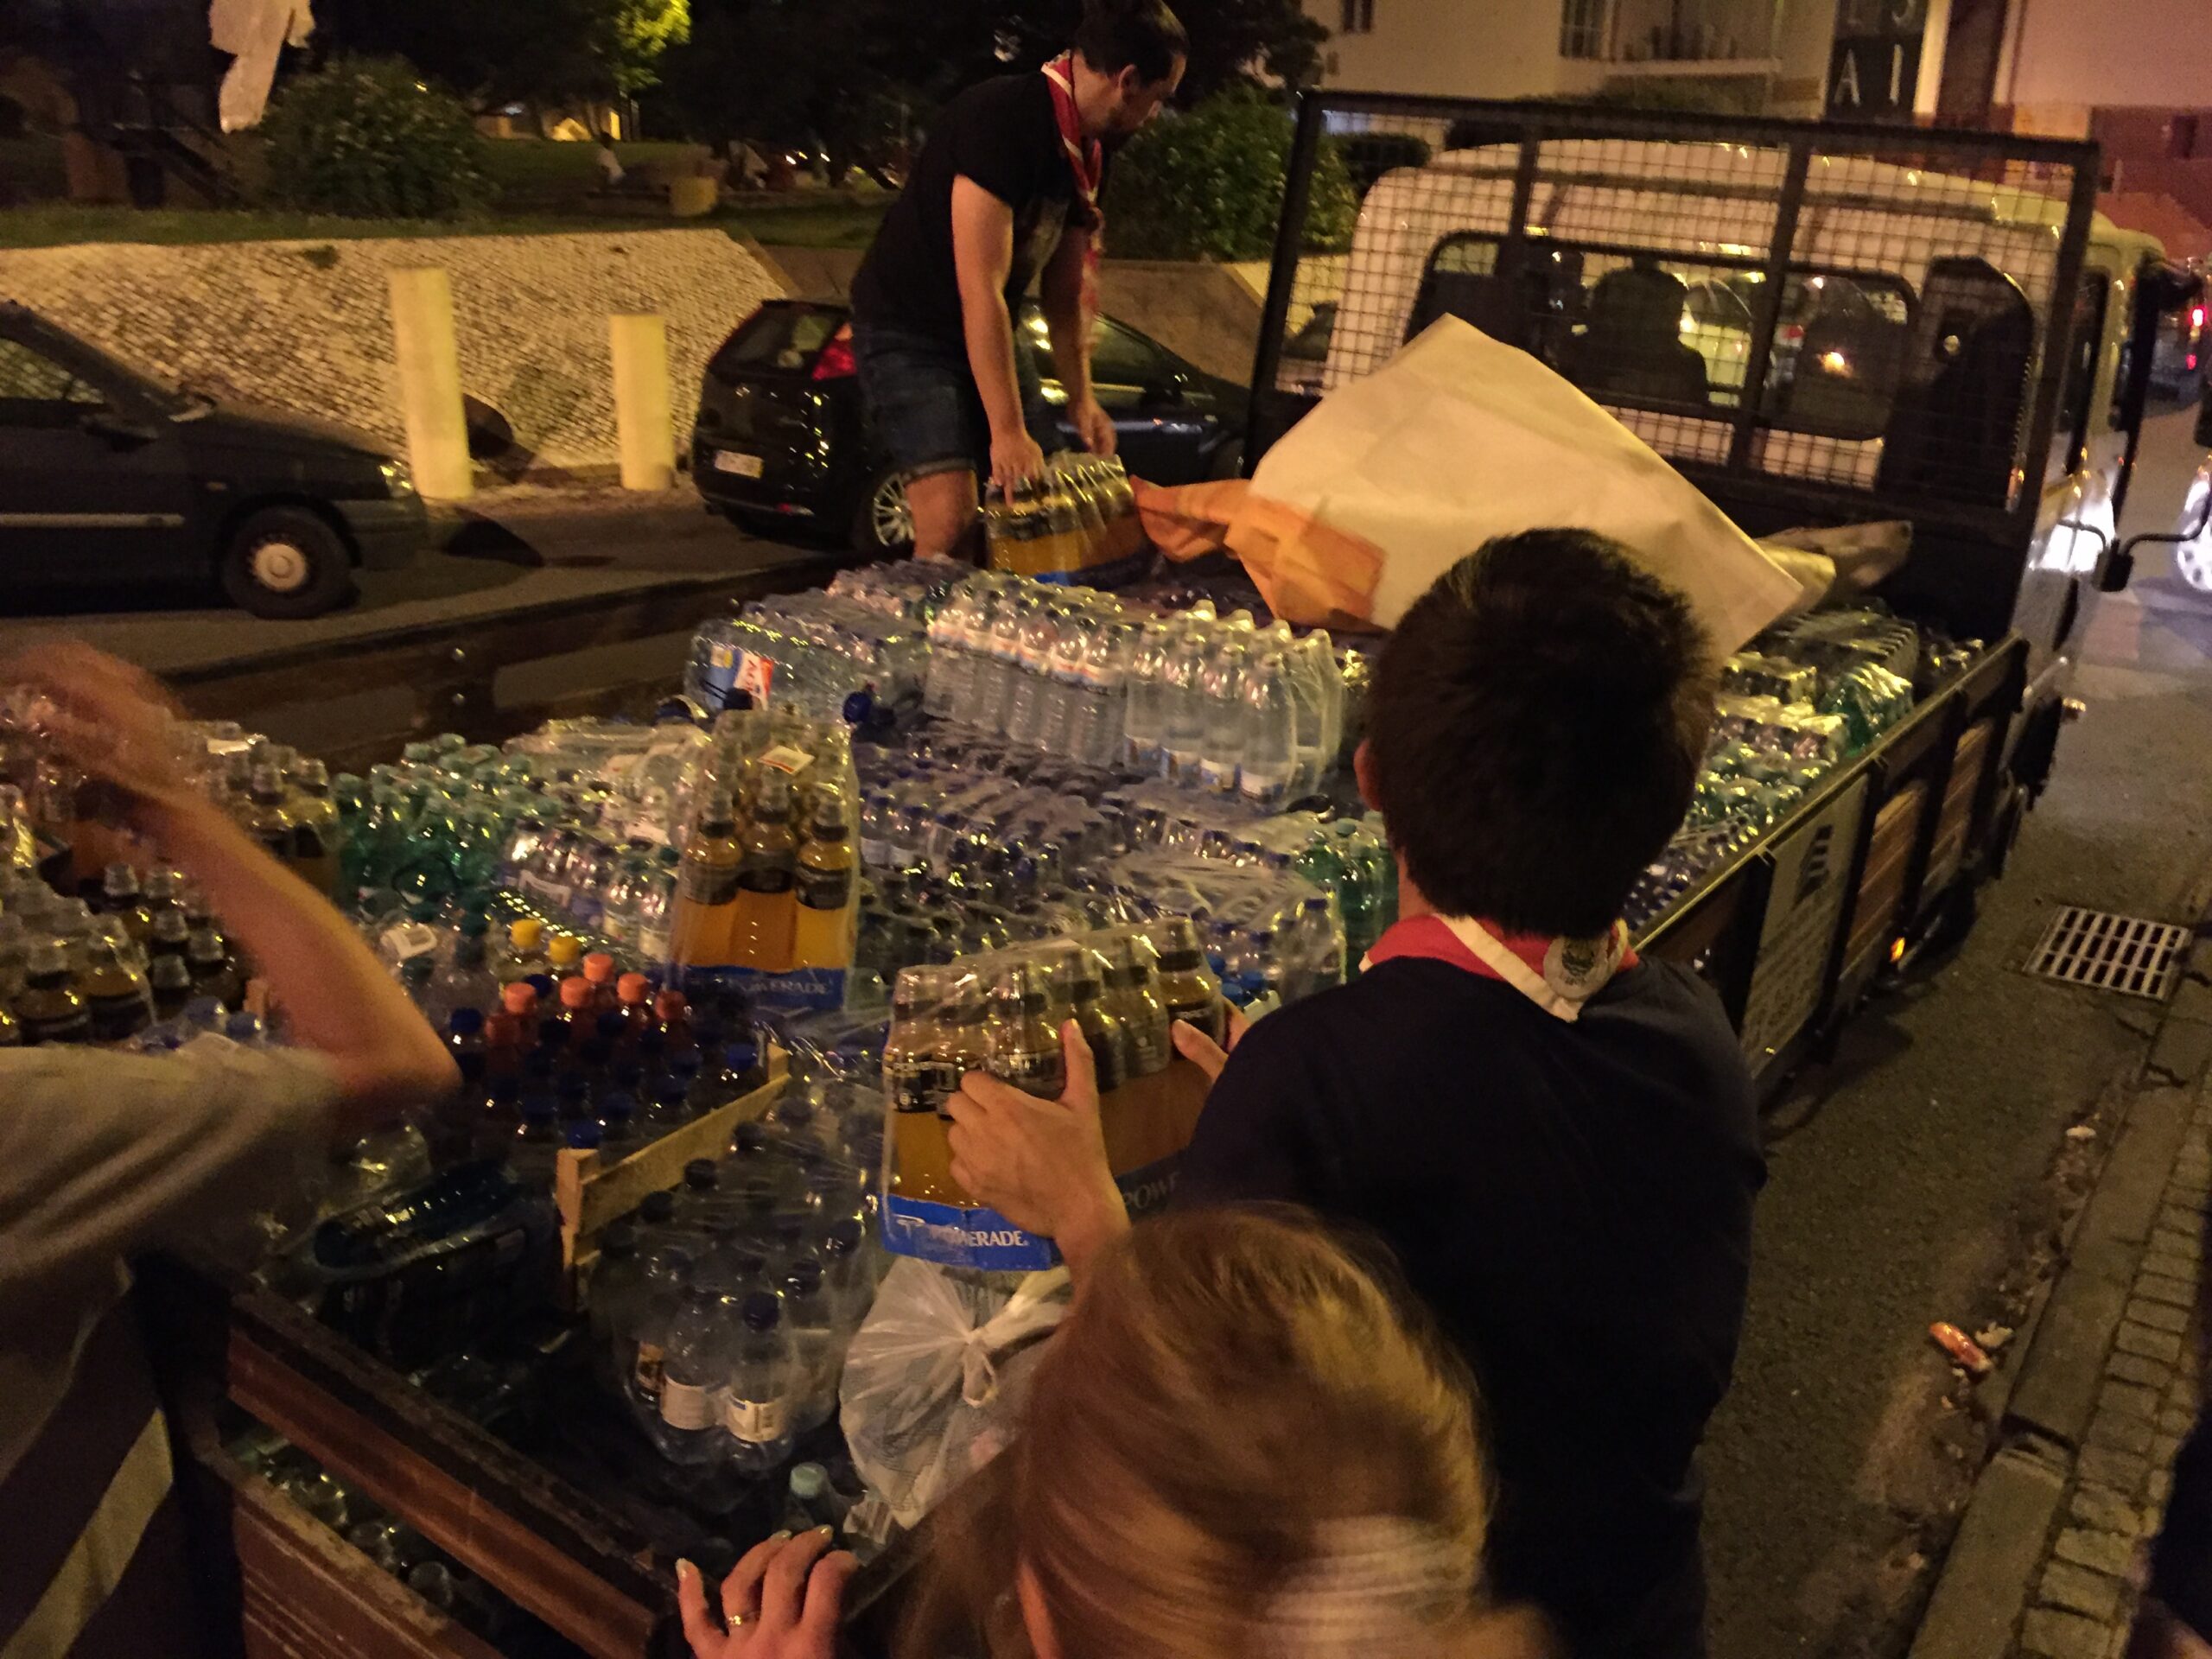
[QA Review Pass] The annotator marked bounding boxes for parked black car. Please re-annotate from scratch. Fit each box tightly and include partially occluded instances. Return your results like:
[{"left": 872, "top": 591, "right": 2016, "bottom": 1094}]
[
  {"left": 0, "top": 302, "right": 427, "bottom": 618},
  {"left": 691, "top": 299, "right": 1246, "bottom": 555}
]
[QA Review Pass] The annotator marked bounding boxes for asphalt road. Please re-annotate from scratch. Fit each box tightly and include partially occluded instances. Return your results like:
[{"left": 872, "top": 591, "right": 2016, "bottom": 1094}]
[
  {"left": 0, "top": 482, "right": 833, "bottom": 676},
  {"left": 1701, "top": 403, "right": 2212, "bottom": 1658}
]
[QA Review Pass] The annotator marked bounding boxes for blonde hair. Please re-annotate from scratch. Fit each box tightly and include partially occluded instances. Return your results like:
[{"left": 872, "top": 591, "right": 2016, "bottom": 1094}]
[{"left": 902, "top": 1206, "right": 1536, "bottom": 1659}]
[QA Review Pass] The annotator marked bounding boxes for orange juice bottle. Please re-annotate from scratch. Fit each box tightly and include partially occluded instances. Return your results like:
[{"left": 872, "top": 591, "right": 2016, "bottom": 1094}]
[
  {"left": 730, "top": 774, "right": 798, "bottom": 972},
  {"left": 668, "top": 791, "right": 742, "bottom": 969},
  {"left": 788, "top": 789, "right": 856, "bottom": 970}
]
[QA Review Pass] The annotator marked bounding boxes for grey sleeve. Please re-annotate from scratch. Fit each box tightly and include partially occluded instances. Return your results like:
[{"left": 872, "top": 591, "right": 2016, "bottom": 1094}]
[{"left": 0, "top": 1041, "right": 340, "bottom": 1316}]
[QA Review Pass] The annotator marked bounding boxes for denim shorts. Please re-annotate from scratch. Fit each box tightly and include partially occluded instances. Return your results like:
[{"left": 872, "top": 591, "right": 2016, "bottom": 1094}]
[{"left": 853, "top": 318, "right": 1054, "bottom": 483}]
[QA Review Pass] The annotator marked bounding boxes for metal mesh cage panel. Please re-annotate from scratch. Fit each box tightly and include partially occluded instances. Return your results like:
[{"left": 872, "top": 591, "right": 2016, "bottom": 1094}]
[{"left": 1251, "top": 99, "right": 2101, "bottom": 530}]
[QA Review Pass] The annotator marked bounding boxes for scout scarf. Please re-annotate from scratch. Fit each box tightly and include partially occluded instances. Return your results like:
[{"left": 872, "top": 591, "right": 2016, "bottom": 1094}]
[
  {"left": 1362, "top": 912, "right": 1636, "bottom": 1022},
  {"left": 1040, "top": 53, "right": 1104, "bottom": 323}
]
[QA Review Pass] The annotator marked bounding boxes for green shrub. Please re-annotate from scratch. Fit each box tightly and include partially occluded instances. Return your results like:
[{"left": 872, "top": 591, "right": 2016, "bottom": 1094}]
[
  {"left": 260, "top": 60, "right": 492, "bottom": 219},
  {"left": 1103, "top": 88, "right": 1358, "bottom": 263}
]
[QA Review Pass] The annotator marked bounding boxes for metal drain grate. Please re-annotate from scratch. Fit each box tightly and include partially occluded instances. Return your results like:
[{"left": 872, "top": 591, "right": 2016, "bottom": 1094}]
[{"left": 2024, "top": 907, "right": 2192, "bottom": 1001}]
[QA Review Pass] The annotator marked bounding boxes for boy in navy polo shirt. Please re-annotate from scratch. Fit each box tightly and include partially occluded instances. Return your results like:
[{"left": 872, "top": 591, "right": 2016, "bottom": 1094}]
[{"left": 949, "top": 530, "right": 1765, "bottom": 1658}]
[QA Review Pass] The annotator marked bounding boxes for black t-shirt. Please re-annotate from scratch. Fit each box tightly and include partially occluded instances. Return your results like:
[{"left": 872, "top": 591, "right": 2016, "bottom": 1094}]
[
  {"left": 851, "top": 73, "right": 1096, "bottom": 346},
  {"left": 1175, "top": 956, "right": 1764, "bottom": 1659}
]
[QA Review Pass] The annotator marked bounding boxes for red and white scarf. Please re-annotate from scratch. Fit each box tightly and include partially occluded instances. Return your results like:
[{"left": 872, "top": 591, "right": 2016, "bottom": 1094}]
[
  {"left": 1363, "top": 913, "right": 1637, "bottom": 1023},
  {"left": 1041, "top": 53, "right": 1105, "bottom": 325}
]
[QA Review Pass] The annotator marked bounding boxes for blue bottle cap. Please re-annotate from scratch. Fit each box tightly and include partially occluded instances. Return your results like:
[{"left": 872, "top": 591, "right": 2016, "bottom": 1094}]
[
  {"left": 184, "top": 996, "right": 225, "bottom": 1030},
  {"left": 842, "top": 690, "right": 874, "bottom": 727},
  {"left": 783, "top": 1258, "right": 824, "bottom": 1296},
  {"left": 556, "top": 1071, "right": 590, "bottom": 1101},
  {"left": 612, "top": 1059, "right": 645, "bottom": 1090},
  {"left": 225, "top": 1012, "right": 265, "bottom": 1043},
  {"left": 564, "top": 1121, "right": 603, "bottom": 1150},
  {"left": 525, "top": 973, "right": 556, "bottom": 1000},
  {"left": 595, "top": 1011, "right": 628, "bottom": 1042},
  {"left": 655, "top": 1078, "right": 690, "bottom": 1109},
  {"left": 670, "top": 1051, "right": 702, "bottom": 1079},
  {"left": 722, "top": 1040, "right": 759, "bottom": 1074},
  {"left": 740, "top": 1292, "right": 781, "bottom": 1332},
  {"left": 448, "top": 1007, "right": 485, "bottom": 1038},
  {"left": 521, "top": 1094, "right": 558, "bottom": 1123},
  {"left": 600, "top": 1090, "right": 637, "bottom": 1122}
]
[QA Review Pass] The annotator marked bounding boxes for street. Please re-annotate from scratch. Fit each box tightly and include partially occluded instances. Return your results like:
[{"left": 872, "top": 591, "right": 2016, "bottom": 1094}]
[
  {"left": 1702, "top": 402, "right": 2212, "bottom": 1657},
  {"left": 0, "top": 483, "right": 830, "bottom": 677}
]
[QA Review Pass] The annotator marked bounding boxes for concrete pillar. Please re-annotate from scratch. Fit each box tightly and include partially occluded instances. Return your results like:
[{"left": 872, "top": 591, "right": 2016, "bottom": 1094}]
[
  {"left": 610, "top": 313, "right": 675, "bottom": 493},
  {"left": 387, "top": 267, "right": 474, "bottom": 501}
]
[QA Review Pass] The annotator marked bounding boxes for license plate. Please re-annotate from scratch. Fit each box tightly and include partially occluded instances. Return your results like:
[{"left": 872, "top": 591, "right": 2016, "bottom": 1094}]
[{"left": 714, "top": 450, "right": 764, "bottom": 478}]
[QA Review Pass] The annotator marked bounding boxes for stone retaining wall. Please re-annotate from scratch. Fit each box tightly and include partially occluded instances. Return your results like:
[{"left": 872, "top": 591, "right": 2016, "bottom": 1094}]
[{"left": 0, "top": 230, "right": 785, "bottom": 476}]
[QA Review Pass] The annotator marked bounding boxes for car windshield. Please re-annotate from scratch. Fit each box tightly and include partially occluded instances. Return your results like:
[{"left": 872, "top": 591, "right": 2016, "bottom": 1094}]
[{"left": 19, "top": 319, "right": 195, "bottom": 416}]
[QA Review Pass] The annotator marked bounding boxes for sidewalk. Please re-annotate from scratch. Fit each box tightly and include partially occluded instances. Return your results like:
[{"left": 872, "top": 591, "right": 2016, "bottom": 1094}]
[{"left": 1910, "top": 967, "right": 2212, "bottom": 1659}]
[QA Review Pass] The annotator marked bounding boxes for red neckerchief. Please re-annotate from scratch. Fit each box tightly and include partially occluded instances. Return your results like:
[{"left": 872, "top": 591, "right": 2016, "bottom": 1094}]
[
  {"left": 1363, "top": 914, "right": 1638, "bottom": 1023},
  {"left": 1040, "top": 54, "right": 1104, "bottom": 325}
]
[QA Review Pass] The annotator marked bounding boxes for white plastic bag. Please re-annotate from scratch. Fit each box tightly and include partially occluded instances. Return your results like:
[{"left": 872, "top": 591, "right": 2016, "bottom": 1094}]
[
  {"left": 1249, "top": 315, "right": 1802, "bottom": 652},
  {"left": 838, "top": 1260, "right": 1071, "bottom": 1529}
]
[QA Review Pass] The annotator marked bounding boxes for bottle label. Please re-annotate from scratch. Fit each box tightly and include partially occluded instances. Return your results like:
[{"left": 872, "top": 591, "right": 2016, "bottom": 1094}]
[
  {"left": 989, "top": 1049, "right": 1065, "bottom": 1097},
  {"left": 737, "top": 855, "right": 796, "bottom": 895},
  {"left": 1082, "top": 1026, "right": 1128, "bottom": 1093},
  {"left": 639, "top": 918, "right": 672, "bottom": 963},
  {"left": 796, "top": 865, "right": 853, "bottom": 911},
  {"left": 680, "top": 862, "right": 741, "bottom": 908},
  {"left": 725, "top": 1394, "right": 788, "bottom": 1444},
  {"left": 1198, "top": 758, "right": 1238, "bottom": 791},
  {"left": 633, "top": 1342, "right": 665, "bottom": 1402},
  {"left": 659, "top": 1378, "right": 717, "bottom": 1431},
  {"left": 381, "top": 922, "right": 442, "bottom": 963},
  {"left": 758, "top": 743, "right": 812, "bottom": 775},
  {"left": 886, "top": 1054, "right": 957, "bottom": 1115}
]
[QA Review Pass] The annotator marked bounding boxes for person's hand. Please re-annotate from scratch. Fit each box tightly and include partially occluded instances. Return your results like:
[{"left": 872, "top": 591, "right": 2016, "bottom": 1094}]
[
  {"left": 1169, "top": 1007, "right": 1250, "bottom": 1084},
  {"left": 946, "top": 1020, "right": 1128, "bottom": 1257},
  {"left": 989, "top": 427, "right": 1046, "bottom": 501},
  {"left": 1072, "top": 396, "right": 1117, "bottom": 460},
  {"left": 0, "top": 641, "right": 201, "bottom": 831},
  {"left": 677, "top": 1530, "right": 858, "bottom": 1659}
]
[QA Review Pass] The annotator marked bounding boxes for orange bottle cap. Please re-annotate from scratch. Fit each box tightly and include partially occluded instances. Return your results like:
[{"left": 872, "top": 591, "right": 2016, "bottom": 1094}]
[
  {"left": 501, "top": 982, "right": 538, "bottom": 1014},
  {"left": 559, "top": 976, "right": 594, "bottom": 1010},
  {"left": 617, "top": 972, "right": 651, "bottom": 1005},
  {"left": 582, "top": 952, "right": 616, "bottom": 984},
  {"left": 653, "top": 989, "right": 689, "bottom": 1020}
]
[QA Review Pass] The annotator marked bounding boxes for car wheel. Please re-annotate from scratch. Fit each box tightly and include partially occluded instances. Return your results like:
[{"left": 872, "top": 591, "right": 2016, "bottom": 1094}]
[
  {"left": 851, "top": 464, "right": 915, "bottom": 557},
  {"left": 1205, "top": 436, "right": 1247, "bottom": 482},
  {"left": 220, "top": 505, "right": 358, "bottom": 620}
]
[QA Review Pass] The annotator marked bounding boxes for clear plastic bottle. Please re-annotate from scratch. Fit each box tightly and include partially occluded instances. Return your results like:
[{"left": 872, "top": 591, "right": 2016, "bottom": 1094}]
[
  {"left": 634, "top": 848, "right": 680, "bottom": 968},
  {"left": 669, "top": 792, "right": 742, "bottom": 972},
  {"left": 1159, "top": 622, "right": 1214, "bottom": 786},
  {"left": 1121, "top": 618, "right": 1174, "bottom": 773},
  {"left": 789, "top": 790, "right": 857, "bottom": 972},
  {"left": 597, "top": 842, "right": 654, "bottom": 951},
  {"left": 626, "top": 1243, "right": 693, "bottom": 1425},
  {"left": 657, "top": 1283, "right": 734, "bottom": 1467},
  {"left": 780, "top": 1258, "right": 842, "bottom": 1433},
  {"left": 1290, "top": 893, "right": 1347, "bottom": 1001},
  {"left": 1001, "top": 602, "right": 1061, "bottom": 751},
  {"left": 731, "top": 774, "right": 799, "bottom": 974},
  {"left": 1237, "top": 652, "right": 1297, "bottom": 809},
  {"left": 425, "top": 925, "right": 500, "bottom": 1031},
  {"left": 1197, "top": 639, "right": 1250, "bottom": 796},
  {"left": 723, "top": 1290, "right": 798, "bottom": 1475}
]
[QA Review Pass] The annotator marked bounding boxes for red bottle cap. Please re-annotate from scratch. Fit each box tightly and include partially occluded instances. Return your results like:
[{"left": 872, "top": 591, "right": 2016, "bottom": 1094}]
[
  {"left": 501, "top": 982, "right": 538, "bottom": 1014},
  {"left": 654, "top": 989, "right": 689, "bottom": 1021},
  {"left": 617, "top": 972, "right": 651, "bottom": 1007},
  {"left": 582, "top": 952, "right": 617, "bottom": 985},
  {"left": 560, "top": 976, "right": 595, "bottom": 1011}
]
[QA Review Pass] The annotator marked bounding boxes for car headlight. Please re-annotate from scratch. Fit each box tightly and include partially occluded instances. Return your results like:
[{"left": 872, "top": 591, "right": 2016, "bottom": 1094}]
[{"left": 379, "top": 459, "right": 416, "bottom": 498}]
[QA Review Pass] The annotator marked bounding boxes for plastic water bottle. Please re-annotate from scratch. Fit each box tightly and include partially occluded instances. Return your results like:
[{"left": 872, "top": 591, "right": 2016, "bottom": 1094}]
[
  {"left": 589, "top": 1222, "right": 644, "bottom": 1391},
  {"left": 1160, "top": 623, "right": 1214, "bottom": 785},
  {"left": 1290, "top": 893, "right": 1346, "bottom": 1001},
  {"left": 1122, "top": 618, "right": 1174, "bottom": 772},
  {"left": 1038, "top": 609, "right": 1093, "bottom": 757},
  {"left": 1197, "top": 640, "right": 1250, "bottom": 795},
  {"left": 723, "top": 1291, "right": 797, "bottom": 1475},
  {"left": 598, "top": 842, "right": 654, "bottom": 950},
  {"left": 780, "top": 1259, "right": 842, "bottom": 1433},
  {"left": 657, "top": 1283, "right": 735, "bottom": 1466},
  {"left": 1238, "top": 652, "right": 1297, "bottom": 809},
  {"left": 1002, "top": 603, "right": 1060, "bottom": 750}
]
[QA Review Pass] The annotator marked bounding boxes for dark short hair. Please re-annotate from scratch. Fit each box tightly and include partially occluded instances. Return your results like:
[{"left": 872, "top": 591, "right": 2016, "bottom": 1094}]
[
  {"left": 1366, "top": 530, "right": 1715, "bottom": 938},
  {"left": 1076, "top": 0, "right": 1188, "bottom": 86}
]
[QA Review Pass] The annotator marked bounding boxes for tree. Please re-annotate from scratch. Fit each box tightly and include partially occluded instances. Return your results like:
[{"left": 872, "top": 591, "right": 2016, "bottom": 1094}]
[
  {"left": 901, "top": 0, "right": 1323, "bottom": 105},
  {"left": 314, "top": 0, "right": 690, "bottom": 111}
]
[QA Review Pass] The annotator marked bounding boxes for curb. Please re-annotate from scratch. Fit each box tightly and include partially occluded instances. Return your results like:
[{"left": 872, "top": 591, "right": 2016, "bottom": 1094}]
[{"left": 1907, "top": 911, "right": 2212, "bottom": 1659}]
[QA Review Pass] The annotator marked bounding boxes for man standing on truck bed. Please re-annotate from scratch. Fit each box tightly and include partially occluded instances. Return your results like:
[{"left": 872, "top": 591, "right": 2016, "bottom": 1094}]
[{"left": 848, "top": 0, "right": 1185, "bottom": 560}]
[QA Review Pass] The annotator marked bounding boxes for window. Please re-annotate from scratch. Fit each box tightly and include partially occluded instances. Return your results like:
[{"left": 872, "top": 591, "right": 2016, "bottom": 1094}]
[
  {"left": 1090, "top": 319, "right": 1171, "bottom": 391},
  {"left": 0, "top": 336, "right": 104, "bottom": 427},
  {"left": 1338, "top": 0, "right": 1375, "bottom": 35},
  {"left": 1560, "top": 0, "right": 1611, "bottom": 60}
]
